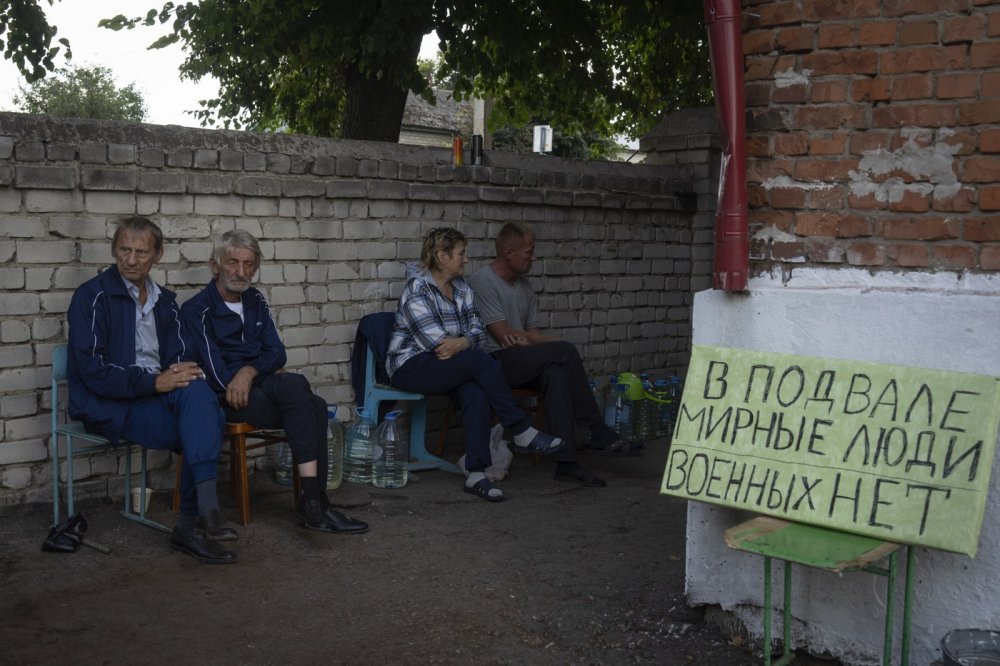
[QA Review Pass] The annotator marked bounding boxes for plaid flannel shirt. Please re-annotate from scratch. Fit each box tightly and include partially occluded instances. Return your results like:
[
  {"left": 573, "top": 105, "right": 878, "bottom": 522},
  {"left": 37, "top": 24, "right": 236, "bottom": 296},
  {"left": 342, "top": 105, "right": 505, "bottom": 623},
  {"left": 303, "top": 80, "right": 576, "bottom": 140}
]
[{"left": 386, "top": 273, "right": 486, "bottom": 378}]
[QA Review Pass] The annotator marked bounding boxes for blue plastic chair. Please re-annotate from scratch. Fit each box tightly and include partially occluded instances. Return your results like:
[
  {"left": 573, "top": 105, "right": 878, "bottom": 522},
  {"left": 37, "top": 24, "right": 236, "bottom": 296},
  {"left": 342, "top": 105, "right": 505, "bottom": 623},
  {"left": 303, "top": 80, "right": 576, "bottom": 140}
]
[
  {"left": 50, "top": 344, "right": 169, "bottom": 532},
  {"left": 358, "top": 316, "right": 462, "bottom": 475}
]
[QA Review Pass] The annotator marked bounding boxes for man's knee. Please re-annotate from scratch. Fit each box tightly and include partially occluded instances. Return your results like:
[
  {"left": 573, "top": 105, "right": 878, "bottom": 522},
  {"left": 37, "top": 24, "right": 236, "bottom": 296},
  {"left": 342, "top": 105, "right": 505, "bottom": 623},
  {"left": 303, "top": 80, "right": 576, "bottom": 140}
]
[
  {"left": 546, "top": 340, "right": 583, "bottom": 364},
  {"left": 272, "top": 371, "right": 315, "bottom": 401}
]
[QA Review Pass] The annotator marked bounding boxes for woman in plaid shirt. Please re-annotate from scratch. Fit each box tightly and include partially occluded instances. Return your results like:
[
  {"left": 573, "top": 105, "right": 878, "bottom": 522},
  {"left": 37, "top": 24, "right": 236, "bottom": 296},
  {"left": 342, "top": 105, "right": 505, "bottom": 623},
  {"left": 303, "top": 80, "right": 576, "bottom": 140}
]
[{"left": 387, "top": 228, "right": 565, "bottom": 502}]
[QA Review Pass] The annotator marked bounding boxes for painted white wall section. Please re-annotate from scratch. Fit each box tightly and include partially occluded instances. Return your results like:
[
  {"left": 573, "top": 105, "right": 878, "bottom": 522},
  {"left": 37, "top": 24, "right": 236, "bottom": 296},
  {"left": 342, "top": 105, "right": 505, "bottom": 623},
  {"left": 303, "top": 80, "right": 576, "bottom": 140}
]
[{"left": 685, "top": 267, "right": 1000, "bottom": 666}]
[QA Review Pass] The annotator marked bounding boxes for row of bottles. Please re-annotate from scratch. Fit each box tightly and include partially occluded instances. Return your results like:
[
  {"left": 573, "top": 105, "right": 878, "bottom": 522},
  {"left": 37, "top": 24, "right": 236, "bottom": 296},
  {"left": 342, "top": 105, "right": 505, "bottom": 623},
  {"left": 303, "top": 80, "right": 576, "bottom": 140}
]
[
  {"left": 591, "top": 371, "right": 684, "bottom": 443},
  {"left": 275, "top": 405, "right": 407, "bottom": 489},
  {"left": 276, "top": 369, "right": 681, "bottom": 488}
]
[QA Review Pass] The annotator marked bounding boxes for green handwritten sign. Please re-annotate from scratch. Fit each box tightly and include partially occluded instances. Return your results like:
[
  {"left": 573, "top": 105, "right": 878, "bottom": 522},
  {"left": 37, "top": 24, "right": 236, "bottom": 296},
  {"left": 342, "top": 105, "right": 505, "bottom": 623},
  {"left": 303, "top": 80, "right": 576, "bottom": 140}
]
[{"left": 660, "top": 346, "right": 1000, "bottom": 556}]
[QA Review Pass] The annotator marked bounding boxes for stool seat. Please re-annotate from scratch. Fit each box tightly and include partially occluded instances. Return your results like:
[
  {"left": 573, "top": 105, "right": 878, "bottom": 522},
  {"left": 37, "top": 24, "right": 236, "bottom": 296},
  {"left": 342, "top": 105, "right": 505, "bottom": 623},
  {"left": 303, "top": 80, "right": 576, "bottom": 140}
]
[{"left": 724, "top": 516, "right": 912, "bottom": 666}]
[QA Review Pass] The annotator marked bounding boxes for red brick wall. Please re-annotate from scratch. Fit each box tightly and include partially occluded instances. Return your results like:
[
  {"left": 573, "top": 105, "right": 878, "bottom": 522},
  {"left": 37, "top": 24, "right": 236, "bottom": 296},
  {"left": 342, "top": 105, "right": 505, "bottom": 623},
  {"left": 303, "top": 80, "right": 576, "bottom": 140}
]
[{"left": 744, "top": 0, "right": 1000, "bottom": 272}]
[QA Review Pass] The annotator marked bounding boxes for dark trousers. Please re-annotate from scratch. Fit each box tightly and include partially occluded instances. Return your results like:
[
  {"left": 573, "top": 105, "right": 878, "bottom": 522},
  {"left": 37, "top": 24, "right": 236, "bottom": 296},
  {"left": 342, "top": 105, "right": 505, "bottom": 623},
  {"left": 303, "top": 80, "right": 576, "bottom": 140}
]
[
  {"left": 120, "top": 379, "right": 224, "bottom": 516},
  {"left": 493, "top": 341, "right": 603, "bottom": 460},
  {"left": 390, "top": 349, "right": 529, "bottom": 471},
  {"left": 224, "top": 372, "right": 329, "bottom": 488}
]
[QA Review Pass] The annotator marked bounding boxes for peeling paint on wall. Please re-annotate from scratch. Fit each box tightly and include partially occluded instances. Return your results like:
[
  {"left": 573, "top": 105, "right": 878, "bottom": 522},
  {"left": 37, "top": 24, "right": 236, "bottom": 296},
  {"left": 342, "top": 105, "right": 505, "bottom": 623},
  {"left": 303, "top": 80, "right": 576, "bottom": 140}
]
[
  {"left": 848, "top": 128, "right": 961, "bottom": 204},
  {"left": 774, "top": 68, "right": 811, "bottom": 88},
  {"left": 753, "top": 225, "right": 799, "bottom": 242},
  {"left": 761, "top": 175, "right": 835, "bottom": 191}
]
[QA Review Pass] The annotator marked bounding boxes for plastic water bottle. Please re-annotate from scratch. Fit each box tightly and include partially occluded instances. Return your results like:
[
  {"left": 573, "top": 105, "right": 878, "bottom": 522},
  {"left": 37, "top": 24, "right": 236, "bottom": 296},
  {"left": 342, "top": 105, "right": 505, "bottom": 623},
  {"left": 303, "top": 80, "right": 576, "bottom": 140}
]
[
  {"left": 635, "top": 390, "right": 658, "bottom": 442},
  {"left": 371, "top": 409, "right": 408, "bottom": 489},
  {"left": 343, "top": 406, "right": 376, "bottom": 484},
  {"left": 613, "top": 383, "right": 634, "bottom": 440},
  {"left": 667, "top": 374, "right": 683, "bottom": 435},
  {"left": 273, "top": 441, "right": 293, "bottom": 486},
  {"left": 603, "top": 375, "right": 619, "bottom": 428},
  {"left": 326, "top": 407, "right": 344, "bottom": 490},
  {"left": 654, "top": 379, "right": 671, "bottom": 438},
  {"left": 590, "top": 379, "right": 604, "bottom": 420}
]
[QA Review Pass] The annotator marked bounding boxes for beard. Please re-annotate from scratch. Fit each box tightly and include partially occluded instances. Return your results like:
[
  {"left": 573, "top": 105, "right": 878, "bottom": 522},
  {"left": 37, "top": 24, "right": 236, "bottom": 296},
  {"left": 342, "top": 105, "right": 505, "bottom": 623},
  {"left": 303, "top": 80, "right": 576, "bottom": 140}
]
[{"left": 219, "top": 274, "right": 251, "bottom": 298}]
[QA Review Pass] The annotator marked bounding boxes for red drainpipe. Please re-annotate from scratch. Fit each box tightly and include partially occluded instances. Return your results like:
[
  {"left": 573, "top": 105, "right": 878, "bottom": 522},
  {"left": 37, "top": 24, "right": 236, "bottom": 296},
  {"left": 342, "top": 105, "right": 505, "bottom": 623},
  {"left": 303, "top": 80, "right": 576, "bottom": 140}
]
[{"left": 705, "top": 0, "right": 749, "bottom": 292}]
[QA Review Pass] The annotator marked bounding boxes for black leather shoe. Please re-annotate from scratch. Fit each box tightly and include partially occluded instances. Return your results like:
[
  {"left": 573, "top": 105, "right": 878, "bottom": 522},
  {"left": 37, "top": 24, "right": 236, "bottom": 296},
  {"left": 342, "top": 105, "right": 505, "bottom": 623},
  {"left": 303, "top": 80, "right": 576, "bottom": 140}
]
[
  {"left": 324, "top": 507, "right": 369, "bottom": 534},
  {"left": 170, "top": 527, "right": 238, "bottom": 564},
  {"left": 196, "top": 508, "right": 238, "bottom": 541},
  {"left": 298, "top": 499, "right": 369, "bottom": 534}
]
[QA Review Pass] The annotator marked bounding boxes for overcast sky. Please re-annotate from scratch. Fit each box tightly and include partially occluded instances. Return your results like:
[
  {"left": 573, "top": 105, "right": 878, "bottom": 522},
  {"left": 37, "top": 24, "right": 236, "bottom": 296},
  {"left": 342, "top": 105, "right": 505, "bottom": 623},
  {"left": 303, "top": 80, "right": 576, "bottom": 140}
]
[{"left": 0, "top": 0, "right": 438, "bottom": 128}]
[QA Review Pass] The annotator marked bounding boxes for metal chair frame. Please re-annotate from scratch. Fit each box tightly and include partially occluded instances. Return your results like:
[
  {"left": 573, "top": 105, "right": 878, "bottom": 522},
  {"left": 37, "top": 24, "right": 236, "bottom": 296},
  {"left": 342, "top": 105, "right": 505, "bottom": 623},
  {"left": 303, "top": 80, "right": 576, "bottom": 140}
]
[{"left": 50, "top": 344, "right": 169, "bottom": 533}]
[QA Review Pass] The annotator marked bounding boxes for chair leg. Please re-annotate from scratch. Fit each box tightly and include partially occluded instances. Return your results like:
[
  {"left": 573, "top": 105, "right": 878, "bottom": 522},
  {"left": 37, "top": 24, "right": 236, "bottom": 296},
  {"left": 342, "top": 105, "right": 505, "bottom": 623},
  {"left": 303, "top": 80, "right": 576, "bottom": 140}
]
[
  {"left": 292, "top": 467, "right": 301, "bottom": 512},
  {"left": 231, "top": 433, "right": 251, "bottom": 526},
  {"left": 436, "top": 402, "right": 453, "bottom": 455},
  {"left": 66, "top": 436, "right": 76, "bottom": 517},
  {"left": 51, "top": 431, "right": 61, "bottom": 526},
  {"left": 118, "top": 444, "right": 169, "bottom": 533},
  {"left": 408, "top": 404, "right": 463, "bottom": 475},
  {"left": 172, "top": 453, "right": 183, "bottom": 513}
]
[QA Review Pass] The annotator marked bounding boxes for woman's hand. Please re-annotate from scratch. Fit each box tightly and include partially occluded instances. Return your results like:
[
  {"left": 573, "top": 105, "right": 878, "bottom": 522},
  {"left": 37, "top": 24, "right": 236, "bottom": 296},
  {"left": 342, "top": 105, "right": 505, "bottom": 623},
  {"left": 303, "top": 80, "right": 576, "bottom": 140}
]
[{"left": 435, "top": 336, "right": 469, "bottom": 360}]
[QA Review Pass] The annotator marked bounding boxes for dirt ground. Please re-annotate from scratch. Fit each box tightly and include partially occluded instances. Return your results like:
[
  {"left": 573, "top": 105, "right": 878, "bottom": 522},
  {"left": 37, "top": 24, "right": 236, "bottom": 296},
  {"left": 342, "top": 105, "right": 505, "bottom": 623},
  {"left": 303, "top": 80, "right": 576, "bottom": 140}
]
[{"left": 0, "top": 437, "right": 833, "bottom": 665}]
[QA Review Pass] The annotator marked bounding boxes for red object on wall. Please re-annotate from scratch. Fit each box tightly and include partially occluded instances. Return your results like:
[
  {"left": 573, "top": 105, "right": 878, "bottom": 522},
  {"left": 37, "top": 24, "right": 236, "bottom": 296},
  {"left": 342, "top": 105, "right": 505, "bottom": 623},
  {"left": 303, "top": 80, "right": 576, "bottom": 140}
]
[{"left": 705, "top": 0, "right": 749, "bottom": 291}]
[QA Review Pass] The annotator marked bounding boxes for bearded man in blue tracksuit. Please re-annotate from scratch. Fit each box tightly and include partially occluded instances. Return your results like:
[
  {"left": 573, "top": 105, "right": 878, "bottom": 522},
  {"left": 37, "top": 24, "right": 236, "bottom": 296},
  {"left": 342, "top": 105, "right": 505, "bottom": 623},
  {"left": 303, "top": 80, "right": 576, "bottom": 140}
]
[
  {"left": 180, "top": 229, "right": 367, "bottom": 535},
  {"left": 66, "top": 216, "right": 237, "bottom": 564}
]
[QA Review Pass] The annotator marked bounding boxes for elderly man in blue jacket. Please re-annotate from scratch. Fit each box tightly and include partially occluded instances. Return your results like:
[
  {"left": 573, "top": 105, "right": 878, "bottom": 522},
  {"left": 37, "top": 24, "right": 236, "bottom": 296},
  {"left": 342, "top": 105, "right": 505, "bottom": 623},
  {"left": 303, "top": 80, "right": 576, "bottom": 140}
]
[
  {"left": 67, "top": 216, "right": 237, "bottom": 564},
  {"left": 181, "top": 229, "right": 367, "bottom": 535}
]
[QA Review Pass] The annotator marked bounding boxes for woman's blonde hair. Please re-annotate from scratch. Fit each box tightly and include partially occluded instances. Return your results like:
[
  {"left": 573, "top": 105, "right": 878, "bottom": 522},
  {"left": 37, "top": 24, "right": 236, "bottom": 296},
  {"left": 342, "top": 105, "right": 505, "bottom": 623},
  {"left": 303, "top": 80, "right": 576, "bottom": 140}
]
[{"left": 420, "top": 227, "right": 466, "bottom": 271}]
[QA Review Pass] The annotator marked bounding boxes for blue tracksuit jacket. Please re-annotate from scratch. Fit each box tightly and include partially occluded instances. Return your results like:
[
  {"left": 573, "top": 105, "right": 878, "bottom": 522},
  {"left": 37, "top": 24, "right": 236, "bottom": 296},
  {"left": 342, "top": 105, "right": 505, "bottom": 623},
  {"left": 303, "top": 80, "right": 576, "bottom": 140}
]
[
  {"left": 66, "top": 265, "right": 189, "bottom": 445},
  {"left": 180, "top": 281, "right": 287, "bottom": 393}
]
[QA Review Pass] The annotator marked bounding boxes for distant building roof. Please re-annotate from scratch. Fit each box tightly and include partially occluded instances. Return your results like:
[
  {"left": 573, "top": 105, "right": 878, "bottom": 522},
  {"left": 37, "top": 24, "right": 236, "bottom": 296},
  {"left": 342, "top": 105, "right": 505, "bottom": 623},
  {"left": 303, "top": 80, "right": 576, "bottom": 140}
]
[{"left": 400, "top": 89, "right": 473, "bottom": 140}]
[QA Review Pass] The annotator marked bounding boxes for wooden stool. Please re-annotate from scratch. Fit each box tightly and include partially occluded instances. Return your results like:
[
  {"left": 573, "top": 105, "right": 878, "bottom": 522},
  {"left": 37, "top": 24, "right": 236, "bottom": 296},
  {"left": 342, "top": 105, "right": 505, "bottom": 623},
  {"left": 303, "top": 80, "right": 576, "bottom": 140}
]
[{"left": 173, "top": 422, "right": 300, "bottom": 526}]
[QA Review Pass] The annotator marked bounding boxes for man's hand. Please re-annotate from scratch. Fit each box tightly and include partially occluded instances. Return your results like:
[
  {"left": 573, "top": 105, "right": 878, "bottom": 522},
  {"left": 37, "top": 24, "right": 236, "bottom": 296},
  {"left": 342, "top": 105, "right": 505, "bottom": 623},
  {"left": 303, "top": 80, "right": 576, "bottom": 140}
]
[
  {"left": 154, "top": 362, "right": 206, "bottom": 394},
  {"left": 501, "top": 333, "right": 529, "bottom": 348},
  {"left": 226, "top": 366, "right": 258, "bottom": 409},
  {"left": 435, "top": 336, "right": 469, "bottom": 361}
]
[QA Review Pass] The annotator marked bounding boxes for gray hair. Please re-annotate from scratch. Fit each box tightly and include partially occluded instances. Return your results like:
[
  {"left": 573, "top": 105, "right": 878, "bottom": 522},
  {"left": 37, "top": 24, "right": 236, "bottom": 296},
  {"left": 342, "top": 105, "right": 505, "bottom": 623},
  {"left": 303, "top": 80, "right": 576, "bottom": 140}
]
[{"left": 213, "top": 229, "right": 262, "bottom": 266}]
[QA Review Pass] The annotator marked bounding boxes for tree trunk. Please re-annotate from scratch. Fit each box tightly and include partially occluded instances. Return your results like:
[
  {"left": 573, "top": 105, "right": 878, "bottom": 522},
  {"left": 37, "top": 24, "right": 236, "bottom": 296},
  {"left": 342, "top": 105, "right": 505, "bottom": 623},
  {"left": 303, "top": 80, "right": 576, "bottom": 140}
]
[{"left": 340, "top": 29, "right": 423, "bottom": 142}]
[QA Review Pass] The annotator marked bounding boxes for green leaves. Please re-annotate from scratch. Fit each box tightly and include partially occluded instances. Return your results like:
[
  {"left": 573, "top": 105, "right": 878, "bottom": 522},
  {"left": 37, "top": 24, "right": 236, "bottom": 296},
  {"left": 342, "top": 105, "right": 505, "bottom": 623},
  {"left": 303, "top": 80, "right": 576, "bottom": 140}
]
[
  {"left": 1, "top": 0, "right": 70, "bottom": 82},
  {"left": 13, "top": 63, "right": 148, "bottom": 121},
  {"left": 83, "top": 0, "right": 711, "bottom": 143}
]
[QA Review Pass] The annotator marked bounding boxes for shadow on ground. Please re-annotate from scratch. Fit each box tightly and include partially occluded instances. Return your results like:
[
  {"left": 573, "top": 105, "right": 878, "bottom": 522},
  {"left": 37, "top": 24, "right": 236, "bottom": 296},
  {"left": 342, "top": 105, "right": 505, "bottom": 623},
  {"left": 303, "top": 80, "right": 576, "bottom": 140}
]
[{"left": 0, "top": 437, "right": 832, "bottom": 664}]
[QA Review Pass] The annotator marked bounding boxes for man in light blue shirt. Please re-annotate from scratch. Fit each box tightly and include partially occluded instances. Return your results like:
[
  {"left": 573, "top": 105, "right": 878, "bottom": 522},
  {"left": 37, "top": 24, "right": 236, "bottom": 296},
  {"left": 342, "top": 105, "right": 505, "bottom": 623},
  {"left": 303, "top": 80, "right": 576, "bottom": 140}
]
[{"left": 66, "top": 217, "right": 237, "bottom": 564}]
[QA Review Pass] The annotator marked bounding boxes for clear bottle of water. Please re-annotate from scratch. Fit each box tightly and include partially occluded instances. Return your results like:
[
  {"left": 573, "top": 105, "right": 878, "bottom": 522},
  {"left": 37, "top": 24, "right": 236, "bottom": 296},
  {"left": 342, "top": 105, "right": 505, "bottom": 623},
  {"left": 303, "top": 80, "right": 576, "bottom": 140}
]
[
  {"left": 326, "top": 407, "right": 344, "bottom": 490},
  {"left": 667, "top": 374, "right": 683, "bottom": 435},
  {"left": 590, "top": 379, "right": 605, "bottom": 420},
  {"left": 613, "top": 383, "right": 634, "bottom": 440},
  {"left": 274, "top": 441, "right": 293, "bottom": 486},
  {"left": 654, "top": 379, "right": 670, "bottom": 438},
  {"left": 603, "top": 375, "right": 619, "bottom": 428},
  {"left": 343, "top": 406, "right": 376, "bottom": 484},
  {"left": 371, "top": 409, "right": 408, "bottom": 489},
  {"left": 635, "top": 389, "right": 658, "bottom": 443}
]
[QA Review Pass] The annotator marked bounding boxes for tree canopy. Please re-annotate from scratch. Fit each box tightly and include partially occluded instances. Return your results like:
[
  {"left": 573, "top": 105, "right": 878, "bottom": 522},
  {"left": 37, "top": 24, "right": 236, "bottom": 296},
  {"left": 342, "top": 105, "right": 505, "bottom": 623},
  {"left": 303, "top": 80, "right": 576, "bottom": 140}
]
[
  {"left": 101, "top": 0, "right": 710, "bottom": 142},
  {"left": 0, "top": 0, "right": 70, "bottom": 81},
  {"left": 14, "top": 63, "right": 147, "bottom": 121}
]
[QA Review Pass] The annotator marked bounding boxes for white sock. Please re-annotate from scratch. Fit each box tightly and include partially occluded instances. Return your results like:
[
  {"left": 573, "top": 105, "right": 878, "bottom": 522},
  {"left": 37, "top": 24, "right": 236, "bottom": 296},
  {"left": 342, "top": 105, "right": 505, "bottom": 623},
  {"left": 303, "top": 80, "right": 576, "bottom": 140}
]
[
  {"left": 513, "top": 426, "right": 540, "bottom": 448},
  {"left": 466, "top": 471, "right": 503, "bottom": 499}
]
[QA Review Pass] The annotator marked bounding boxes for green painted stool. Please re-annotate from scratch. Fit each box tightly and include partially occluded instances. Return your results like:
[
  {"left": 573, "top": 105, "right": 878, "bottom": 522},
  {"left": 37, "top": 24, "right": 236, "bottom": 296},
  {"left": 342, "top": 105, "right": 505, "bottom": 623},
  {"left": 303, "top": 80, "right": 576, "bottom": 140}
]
[{"left": 725, "top": 516, "right": 914, "bottom": 666}]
